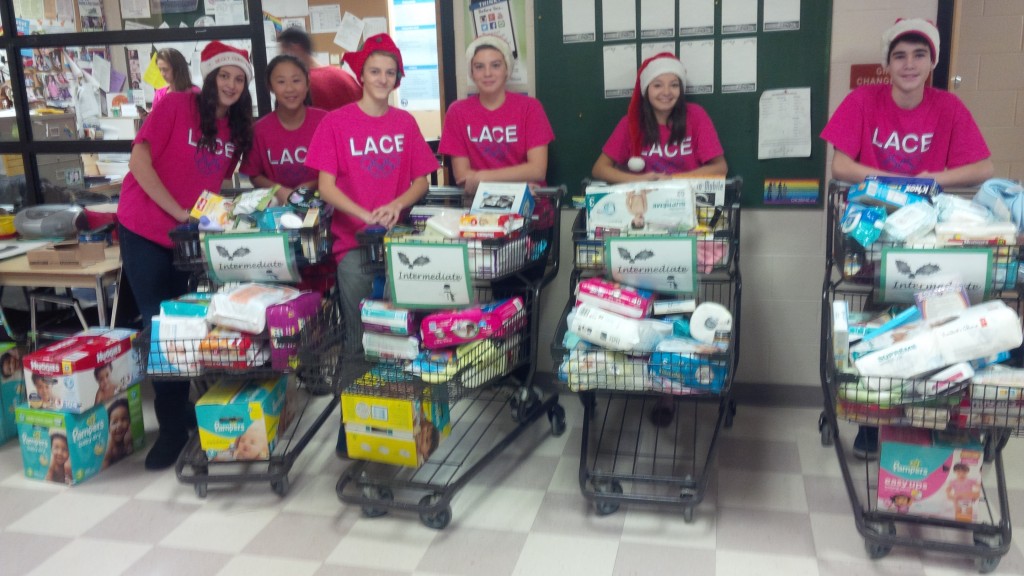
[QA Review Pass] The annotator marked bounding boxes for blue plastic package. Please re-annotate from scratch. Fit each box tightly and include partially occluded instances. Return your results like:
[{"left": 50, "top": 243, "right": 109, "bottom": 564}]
[{"left": 841, "top": 202, "right": 887, "bottom": 248}]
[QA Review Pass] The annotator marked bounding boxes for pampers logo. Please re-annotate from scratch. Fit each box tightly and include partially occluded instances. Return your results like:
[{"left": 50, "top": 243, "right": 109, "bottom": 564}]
[
  {"left": 215, "top": 420, "right": 245, "bottom": 434},
  {"left": 71, "top": 415, "right": 106, "bottom": 444},
  {"left": 20, "top": 432, "right": 48, "bottom": 452},
  {"left": 892, "top": 458, "right": 929, "bottom": 478}
]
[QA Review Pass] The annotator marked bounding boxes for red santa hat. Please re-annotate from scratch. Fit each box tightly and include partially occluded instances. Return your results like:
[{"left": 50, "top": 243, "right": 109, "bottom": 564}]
[
  {"left": 200, "top": 41, "right": 253, "bottom": 84},
  {"left": 627, "top": 53, "right": 687, "bottom": 171},
  {"left": 343, "top": 33, "right": 405, "bottom": 88},
  {"left": 882, "top": 18, "right": 940, "bottom": 67}
]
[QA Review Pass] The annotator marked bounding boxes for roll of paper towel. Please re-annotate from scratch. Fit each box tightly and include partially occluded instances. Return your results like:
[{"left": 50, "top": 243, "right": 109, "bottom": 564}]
[{"left": 689, "top": 302, "right": 733, "bottom": 343}]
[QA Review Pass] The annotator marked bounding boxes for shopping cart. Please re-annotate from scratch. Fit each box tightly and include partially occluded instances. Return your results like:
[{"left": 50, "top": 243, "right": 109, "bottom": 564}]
[{"left": 818, "top": 180, "right": 1018, "bottom": 572}]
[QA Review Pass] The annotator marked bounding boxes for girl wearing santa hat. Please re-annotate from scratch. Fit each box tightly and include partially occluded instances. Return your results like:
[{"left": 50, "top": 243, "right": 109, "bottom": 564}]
[
  {"left": 592, "top": 53, "right": 727, "bottom": 183},
  {"left": 439, "top": 35, "right": 554, "bottom": 197},
  {"left": 117, "top": 40, "right": 254, "bottom": 470},
  {"left": 305, "top": 34, "right": 439, "bottom": 362},
  {"left": 241, "top": 54, "right": 327, "bottom": 204}
]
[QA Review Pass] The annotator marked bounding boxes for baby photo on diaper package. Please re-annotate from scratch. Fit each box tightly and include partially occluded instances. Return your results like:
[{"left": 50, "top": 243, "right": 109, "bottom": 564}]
[{"left": 586, "top": 181, "right": 698, "bottom": 237}]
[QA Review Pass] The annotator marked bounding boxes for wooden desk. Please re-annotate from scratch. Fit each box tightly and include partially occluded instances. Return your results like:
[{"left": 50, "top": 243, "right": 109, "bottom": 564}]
[{"left": 0, "top": 246, "right": 121, "bottom": 327}]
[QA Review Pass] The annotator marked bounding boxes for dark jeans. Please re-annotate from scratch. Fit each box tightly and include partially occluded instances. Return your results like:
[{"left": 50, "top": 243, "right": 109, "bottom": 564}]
[{"left": 119, "top": 224, "right": 194, "bottom": 432}]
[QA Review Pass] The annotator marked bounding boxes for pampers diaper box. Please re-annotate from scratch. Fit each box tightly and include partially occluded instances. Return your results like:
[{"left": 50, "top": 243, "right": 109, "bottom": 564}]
[
  {"left": 15, "top": 383, "right": 145, "bottom": 485},
  {"left": 196, "top": 376, "right": 287, "bottom": 462},
  {"left": 877, "top": 426, "right": 985, "bottom": 522},
  {"left": 342, "top": 389, "right": 451, "bottom": 467},
  {"left": 23, "top": 328, "right": 141, "bottom": 413},
  {"left": 1, "top": 343, "right": 25, "bottom": 444}
]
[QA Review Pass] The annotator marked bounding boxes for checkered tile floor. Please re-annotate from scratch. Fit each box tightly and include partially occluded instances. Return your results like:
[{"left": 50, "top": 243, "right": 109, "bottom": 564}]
[{"left": 2, "top": 394, "right": 1023, "bottom": 576}]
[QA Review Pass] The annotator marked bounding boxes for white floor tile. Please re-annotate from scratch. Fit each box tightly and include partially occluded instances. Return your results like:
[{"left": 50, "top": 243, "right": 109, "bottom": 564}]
[
  {"left": 26, "top": 537, "right": 150, "bottom": 576},
  {"left": 216, "top": 554, "right": 321, "bottom": 576},
  {"left": 512, "top": 533, "right": 619, "bottom": 576},
  {"left": 7, "top": 492, "right": 128, "bottom": 537},
  {"left": 716, "top": 550, "right": 820, "bottom": 576},
  {"left": 548, "top": 455, "right": 583, "bottom": 494},
  {"left": 620, "top": 504, "right": 717, "bottom": 549},
  {"left": 324, "top": 515, "right": 438, "bottom": 572},
  {"left": 160, "top": 507, "right": 280, "bottom": 553},
  {"left": 282, "top": 473, "right": 348, "bottom": 517},
  {"left": 449, "top": 484, "right": 546, "bottom": 532}
]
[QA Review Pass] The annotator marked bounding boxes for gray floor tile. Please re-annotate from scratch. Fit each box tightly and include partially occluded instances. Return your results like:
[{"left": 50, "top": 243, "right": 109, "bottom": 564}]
[
  {"left": 717, "top": 435, "right": 802, "bottom": 473},
  {"left": 0, "top": 531, "right": 73, "bottom": 576},
  {"left": 243, "top": 510, "right": 359, "bottom": 562},
  {"left": 0, "top": 486, "right": 60, "bottom": 529},
  {"left": 804, "top": 475, "right": 856, "bottom": 515},
  {"left": 416, "top": 528, "right": 527, "bottom": 576},
  {"left": 817, "top": 557, "right": 926, "bottom": 576},
  {"left": 84, "top": 499, "right": 201, "bottom": 544},
  {"left": 530, "top": 490, "right": 627, "bottom": 537},
  {"left": 121, "top": 546, "right": 232, "bottom": 576},
  {"left": 468, "top": 454, "right": 561, "bottom": 491},
  {"left": 716, "top": 506, "right": 817, "bottom": 557}
]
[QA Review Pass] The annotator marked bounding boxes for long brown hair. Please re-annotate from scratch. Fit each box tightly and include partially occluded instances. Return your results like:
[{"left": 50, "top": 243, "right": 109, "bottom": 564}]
[
  {"left": 196, "top": 69, "right": 253, "bottom": 158},
  {"left": 156, "top": 48, "right": 193, "bottom": 93}
]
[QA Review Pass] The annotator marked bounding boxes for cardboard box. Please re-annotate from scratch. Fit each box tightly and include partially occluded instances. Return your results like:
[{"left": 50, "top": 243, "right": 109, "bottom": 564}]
[
  {"left": 471, "top": 182, "right": 534, "bottom": 218},
  {"left": 27, "top": 240, "right": 106, "bottom": 268},
  {"left": 0, "top": 343, "right": 25, "bottom": 443},
  {"left": 342, "top": 391, "right": 451, "bottom": 467},
  {"left": 15, "top": 383, "right": 145, "bottom": 485},
  {"left": 23, "top": 328, "right": 141, "bottom": 413},
  {"left": 30, "top": 112, "right": 77, "bottom": 141},
  {"left": 196, "top": 376, "right": 287, "bottom": 462},
  {"left": 877, "top": 426, "right": 984, "bottom": 522}
]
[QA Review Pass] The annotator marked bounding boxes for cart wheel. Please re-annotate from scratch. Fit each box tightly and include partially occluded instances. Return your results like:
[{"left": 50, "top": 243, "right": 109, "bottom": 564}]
[
  {"left": 360, "top": 485, "right": 394, "bottom": 518},
  {"left": 548, "top": 404, "right": 567, "bottom": 437},
  {"left": 723, "top": 400, "right": 736, "bottom": 428},
  {"left": 864, "top": 522, "right": 895, "bottom": 559},
  {"left": 975, "top": 556, "right": 1001, "bottom": 573},
  {"left": 418, "top": 494, "right": 452, "bottom": 530},
  {"left": 271, "top": 475, "right": 290, "bottom": 496},
  {"left": 679, "top": 486, "right": 698, "bottom": 504},
  {"left": 818, "top": 412, "right": 834, "bottom": 446},
  {"left": 682, "top": 506, "right": 694, "bottom": 523},
  {"left": 194, "top": 483, "right": 208, "bottom": 499},
  {"left": 510, "top": 388, "right": 540, "bottom": 422},
  {"left": 593, "top": 480, "right": 623, "bottom": 516}
]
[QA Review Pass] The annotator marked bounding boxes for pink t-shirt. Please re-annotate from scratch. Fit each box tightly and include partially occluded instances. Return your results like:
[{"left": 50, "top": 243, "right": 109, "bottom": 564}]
[
  {"left": 152, "top": 85, "right": 199, "bottom": 110},
  {"left": 241, "top": 107, "right": 327, "bottom": 189},
  {"left": 438, "top": 92, "right": 554, "bottom": 173},
  {"left": 305, "top": 104, "right": 439, "bottom": 258},
  {"left": 117, "top": 92, "right": 240, "bottom": 248},
  {"left": 602, "top": 103, "right": 724, "bottom": 175},
  {"left": 820, "top": 84, "right": 990, "bottom": 175}
]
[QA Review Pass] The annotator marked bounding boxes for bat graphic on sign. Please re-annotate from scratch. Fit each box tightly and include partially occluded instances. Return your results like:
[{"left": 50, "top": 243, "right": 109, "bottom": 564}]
[
  {"left": 895, "top": 260, "right": 940, "bottom": 279},
  {"left": 215, "top": 246, "right": 251, "bottom": 261},
  {"left": 397, "top": 252, "right": 430, "bottom": 270},
  {"left": 617, "top": 247, "right": 654, "bottom": 264}
]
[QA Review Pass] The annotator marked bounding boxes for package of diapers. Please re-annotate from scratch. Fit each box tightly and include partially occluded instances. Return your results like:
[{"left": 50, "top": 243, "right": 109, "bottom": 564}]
[
  {"left": 266, "top": 291, "right": 321, "bottom": 370},
  {"left": 419, "top": 297, "right": 525, "bottom": 349},
  {"left": 149, "top": 315, "right": 209, "bottom": 376},
  {"left": 932, "top": 300, "right": 1023, "bottom": 365},
  {"left": 562, "top": 349, "right": 649, "bottom": 392},
  {"left": 882, "top": 202, "right": 937, "bottom": 243},
  {"left": 933, "top": 194, "right": 992, "bottom": 225},
  {"left": 361, "top": 299, "right": 418, "bottom": 336},
  {"left": 575, "top": 277, "right": 653, "bottom": 318},
  {"left": 207, "top": 283, "right": 299, "bottom": 334},
  {"left": 585, "top": 181, "right": 697, "bottom": 237},
  {"left": 198, "top": 328, "right": 269, "bottom": 369},
  {"left": 363, "top": 332, "right": 421, "bottom": 361},
  {"left": 569, "top": 303, "right": 671, "bottom": 353},
  {"left": 648, "top": 352, "right": 728, "bottom": 393}
]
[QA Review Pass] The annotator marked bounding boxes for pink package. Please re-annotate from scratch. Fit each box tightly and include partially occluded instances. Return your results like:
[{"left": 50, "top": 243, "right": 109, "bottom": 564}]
[
  {"left": 575, "top": 277, "right": 654, "bottom": 319},
  {"left": 266, "top": 292, "right": 322, "bottom": 370},
  {"left": 420, "top": 297, "right": 526, "bottom": 349}
]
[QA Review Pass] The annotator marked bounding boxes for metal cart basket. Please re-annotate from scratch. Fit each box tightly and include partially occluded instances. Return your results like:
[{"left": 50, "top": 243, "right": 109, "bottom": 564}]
[{"left": 818, "top": 180, "right": 1019, "bottom": 572}]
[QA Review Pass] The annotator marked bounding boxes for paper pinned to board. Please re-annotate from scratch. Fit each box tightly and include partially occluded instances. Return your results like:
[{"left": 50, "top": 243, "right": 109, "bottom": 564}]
[
  {"left": 309, "top": 4, "right": 342, "bottom": 35},
  {"left": 758, "top": 87, "right": 811, "bottom": 159},
  {"left": 603, "top": 44, "right": 637, "bottom": 99},
  {"left": 562, "top": 0, "right": 596, "bottom": 43},
  {"left": 334, "top": 12, "right": 365, "bottom": 52},
  {"left": 363, "top": 17, "right": 389, "bottom": 40}
]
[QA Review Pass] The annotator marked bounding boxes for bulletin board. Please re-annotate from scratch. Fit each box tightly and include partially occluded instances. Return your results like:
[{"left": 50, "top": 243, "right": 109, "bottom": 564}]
[{"left": 534, "top": 0, "right": 832, "bottom": 208}]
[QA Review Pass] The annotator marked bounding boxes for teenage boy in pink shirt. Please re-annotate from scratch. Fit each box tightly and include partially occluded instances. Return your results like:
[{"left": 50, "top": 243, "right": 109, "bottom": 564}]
[
  {"left": 305, "top": 34, "right": 439, "bottom": 357},
  {"left": 821, "top": 18, "right": 993, "bottom": 458},
  {"left": 821, "top": 18, "right": 993, "bottom": 188},
  {"left": 439, "top": 35, "right": 554, "bottom": 196}
]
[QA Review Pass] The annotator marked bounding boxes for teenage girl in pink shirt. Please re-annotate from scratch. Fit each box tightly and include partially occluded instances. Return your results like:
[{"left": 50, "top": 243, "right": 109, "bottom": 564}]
[
  {"left": 439, "top": 35, "right": 554, "bottom": 197},
  {"left": 151, "top": 48, "right": 198, "bottom": 110},
  {"left": 593, "top": 53, "right": 727, "bottom": 182},
  {"left": 117, "top": 41, "right": 254, "bottom": 470},
  {"left": 241, "top": 54, "right": 327, "bottom": 204}
]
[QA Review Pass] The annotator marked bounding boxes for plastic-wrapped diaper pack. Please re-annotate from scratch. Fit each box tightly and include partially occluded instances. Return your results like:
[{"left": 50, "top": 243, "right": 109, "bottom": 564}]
[
  {"left": 363, "top": 332, "right": 421, "bottom": 361},
  {"left": 648, "top": 352, "right": 728, "bottom": 392},
  {"left": 841, "top": 202, "right": 887, "bottom": 248},
  {"left": 198, "top": 329, "right": 269, "bottom": 369},
  {"left": 562, "top": 349, "right": 649, "bottom": 392},
  {"left": 207, "top": 284, "right": 299, "bottom": 334},
  {"left": 266, "top": 292, "right": 321, "bottom": 370},
  {"left": 575, "top": 277, "right": 654, "bottom": 318},
  {"left": 419, "top": 297, "right": 525, "bottom": 349},
  {"left": 933, "top": 194, "right": 992, "bottom": 225},
  {"left": 361, "top": 299, "right": 418, "bottom": 336},
  {"left": 569, "top": 303, "right": 672, "bottom": 353}
]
